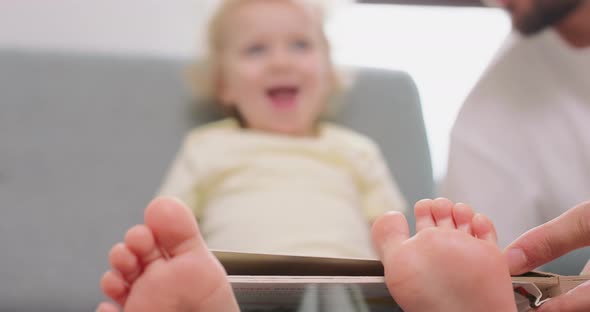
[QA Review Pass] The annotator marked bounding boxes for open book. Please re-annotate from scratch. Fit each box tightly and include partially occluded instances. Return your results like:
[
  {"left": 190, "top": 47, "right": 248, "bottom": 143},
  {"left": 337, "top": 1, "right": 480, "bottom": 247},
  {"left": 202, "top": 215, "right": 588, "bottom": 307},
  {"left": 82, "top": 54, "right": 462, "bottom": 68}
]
[{"left": 213, "top": 250, "right": 589, "bottom": 312}]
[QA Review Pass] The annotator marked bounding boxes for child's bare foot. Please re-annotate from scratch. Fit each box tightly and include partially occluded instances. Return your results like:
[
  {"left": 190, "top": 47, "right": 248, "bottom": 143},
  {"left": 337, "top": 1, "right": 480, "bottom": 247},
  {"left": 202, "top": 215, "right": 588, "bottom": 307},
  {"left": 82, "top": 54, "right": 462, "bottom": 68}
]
[
  {"left": 371, "top": 198, "right": 516, "bottom": 312},
  {"left": 414, "top": 198, "right": 497, "bottom": 242},
  {"left": 96, "top": 197, "right": 239, "bottom": 312}
]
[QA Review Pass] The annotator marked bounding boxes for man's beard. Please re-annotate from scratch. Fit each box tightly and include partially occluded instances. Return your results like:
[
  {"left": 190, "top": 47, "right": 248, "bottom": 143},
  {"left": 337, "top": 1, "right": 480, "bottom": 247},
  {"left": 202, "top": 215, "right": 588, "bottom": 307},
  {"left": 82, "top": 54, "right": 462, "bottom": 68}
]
[{"left": 514, "top": 0, "right": 583, "bottom": 35}]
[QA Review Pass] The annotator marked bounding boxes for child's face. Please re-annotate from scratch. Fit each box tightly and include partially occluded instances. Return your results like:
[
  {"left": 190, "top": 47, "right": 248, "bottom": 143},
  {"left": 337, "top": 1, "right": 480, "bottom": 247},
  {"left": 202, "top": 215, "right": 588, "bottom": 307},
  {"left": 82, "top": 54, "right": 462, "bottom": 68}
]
[{"left": 218, "top": 0, "right": 332, "bottom": 136}]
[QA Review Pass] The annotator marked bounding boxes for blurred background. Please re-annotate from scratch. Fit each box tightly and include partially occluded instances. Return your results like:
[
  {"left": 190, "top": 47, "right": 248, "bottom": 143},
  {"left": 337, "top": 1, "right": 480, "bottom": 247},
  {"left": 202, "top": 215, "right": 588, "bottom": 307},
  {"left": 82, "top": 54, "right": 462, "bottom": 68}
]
[
  {"left": 0, "top": 0, "right": 511, "bottom": 180},
  {"left": 0, "top": 1, "right": 513, "bottom": 311}
]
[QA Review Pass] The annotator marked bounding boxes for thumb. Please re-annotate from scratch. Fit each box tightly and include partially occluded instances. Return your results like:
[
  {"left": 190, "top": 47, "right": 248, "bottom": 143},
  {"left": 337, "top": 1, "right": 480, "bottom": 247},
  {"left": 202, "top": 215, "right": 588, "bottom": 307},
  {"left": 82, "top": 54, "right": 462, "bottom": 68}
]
[
  {"left": 535, "top": 280, "right": 590, "bottom": 312},
  {"left": 503, "top": 201, "right": 590, "bottom": 275}
]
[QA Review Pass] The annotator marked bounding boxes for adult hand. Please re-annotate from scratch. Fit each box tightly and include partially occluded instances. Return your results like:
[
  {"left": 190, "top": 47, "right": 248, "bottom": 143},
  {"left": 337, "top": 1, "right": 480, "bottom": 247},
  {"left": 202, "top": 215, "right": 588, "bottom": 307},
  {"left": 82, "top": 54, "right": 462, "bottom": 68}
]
[{"left": 503, "top": 201, "right": 590, "bottom": 311}]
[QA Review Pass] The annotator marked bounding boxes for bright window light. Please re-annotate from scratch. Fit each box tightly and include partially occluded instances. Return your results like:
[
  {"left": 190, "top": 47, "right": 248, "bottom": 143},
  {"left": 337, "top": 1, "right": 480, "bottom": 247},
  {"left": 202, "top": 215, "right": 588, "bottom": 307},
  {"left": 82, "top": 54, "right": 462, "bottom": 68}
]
[{"left": 326, "top": 4, "right": 511, "bottom": 182}]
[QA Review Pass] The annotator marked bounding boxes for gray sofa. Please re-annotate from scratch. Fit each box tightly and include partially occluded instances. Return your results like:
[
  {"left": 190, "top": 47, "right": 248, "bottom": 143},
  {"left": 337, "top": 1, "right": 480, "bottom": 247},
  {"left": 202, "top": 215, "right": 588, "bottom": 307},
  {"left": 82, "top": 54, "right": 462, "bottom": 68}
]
[{"left": 0, "top": 49, "right": 434, "bottom": 311}]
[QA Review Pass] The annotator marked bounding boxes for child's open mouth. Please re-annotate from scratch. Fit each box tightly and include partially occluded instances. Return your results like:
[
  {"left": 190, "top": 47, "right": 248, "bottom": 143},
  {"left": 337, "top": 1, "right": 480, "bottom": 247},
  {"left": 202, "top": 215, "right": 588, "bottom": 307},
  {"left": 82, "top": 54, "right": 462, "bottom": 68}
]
[{"left": 267, "top": 86, "right": 299, "bottom": 109}]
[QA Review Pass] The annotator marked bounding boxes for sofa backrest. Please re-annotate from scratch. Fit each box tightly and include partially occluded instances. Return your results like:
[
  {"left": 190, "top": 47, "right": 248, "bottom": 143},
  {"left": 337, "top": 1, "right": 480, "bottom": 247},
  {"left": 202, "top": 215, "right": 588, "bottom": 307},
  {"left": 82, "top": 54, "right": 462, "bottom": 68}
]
[{"left": 0, "top": 49, "right": 433, "bottom": 311}]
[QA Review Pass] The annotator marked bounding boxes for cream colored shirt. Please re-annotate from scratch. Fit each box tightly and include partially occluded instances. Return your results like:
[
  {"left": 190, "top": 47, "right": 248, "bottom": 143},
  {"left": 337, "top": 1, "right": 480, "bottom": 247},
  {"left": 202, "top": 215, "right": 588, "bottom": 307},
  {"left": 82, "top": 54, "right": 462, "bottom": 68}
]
[{"left": 159, "top": 119, "right": 406, "bottom": 259}]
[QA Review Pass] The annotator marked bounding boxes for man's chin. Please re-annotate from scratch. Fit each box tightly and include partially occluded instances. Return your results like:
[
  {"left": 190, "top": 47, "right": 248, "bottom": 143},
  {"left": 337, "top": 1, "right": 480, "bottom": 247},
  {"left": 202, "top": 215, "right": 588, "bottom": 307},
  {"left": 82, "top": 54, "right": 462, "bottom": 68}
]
[
  {"left": 513, "top": 0, "right": 583, "bottom": 36},
  {"left": 514, "top": 18, "right": 552, "bottom": 36}
]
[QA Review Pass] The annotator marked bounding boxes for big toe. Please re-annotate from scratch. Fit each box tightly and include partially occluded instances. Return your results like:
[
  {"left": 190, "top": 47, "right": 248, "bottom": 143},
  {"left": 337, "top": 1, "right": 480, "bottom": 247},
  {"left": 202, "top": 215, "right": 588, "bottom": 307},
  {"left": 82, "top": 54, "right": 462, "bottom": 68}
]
[
  {"left": 144, "top": 197, "right": 205, "bottom": 257},
  {"left": 372, "top": 212, "right": 411, "bottom": 262}
]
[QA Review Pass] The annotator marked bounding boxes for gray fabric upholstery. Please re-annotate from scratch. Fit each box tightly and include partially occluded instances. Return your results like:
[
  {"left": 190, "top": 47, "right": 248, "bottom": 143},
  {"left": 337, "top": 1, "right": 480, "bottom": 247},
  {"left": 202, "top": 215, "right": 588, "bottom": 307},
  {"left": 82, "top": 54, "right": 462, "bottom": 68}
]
[{"left": 0, "top": 49, "right": 433, "bottom": 311}]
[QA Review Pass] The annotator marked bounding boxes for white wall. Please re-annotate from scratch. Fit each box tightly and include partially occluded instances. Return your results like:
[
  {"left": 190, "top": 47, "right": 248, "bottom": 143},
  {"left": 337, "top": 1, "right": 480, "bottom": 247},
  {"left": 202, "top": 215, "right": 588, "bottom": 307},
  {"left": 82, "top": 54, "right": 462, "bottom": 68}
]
[
  {"left": 0, "top": 0, "right": 349, "bottom": 57},
  {"left": 326, "top": 5, "right": 511, "bottom": 180},
  {"left": 0, "top": 0, "right": 216, "bottom": 57}
]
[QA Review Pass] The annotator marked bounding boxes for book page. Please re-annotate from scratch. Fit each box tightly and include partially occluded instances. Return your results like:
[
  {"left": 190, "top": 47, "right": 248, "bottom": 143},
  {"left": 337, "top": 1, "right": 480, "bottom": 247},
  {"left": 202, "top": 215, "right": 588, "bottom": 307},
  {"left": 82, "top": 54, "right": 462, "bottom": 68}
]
[{"left": 213, "top": 250, "right": 589, "bottom": 311}]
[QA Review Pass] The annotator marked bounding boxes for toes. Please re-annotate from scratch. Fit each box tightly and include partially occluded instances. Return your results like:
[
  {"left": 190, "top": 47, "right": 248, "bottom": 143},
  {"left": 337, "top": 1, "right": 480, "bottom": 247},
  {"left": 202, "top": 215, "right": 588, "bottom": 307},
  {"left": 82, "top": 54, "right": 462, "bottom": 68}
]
[
  {"left": 414, "top": 199, "right": 436, "bottom": 231},
  {"left": 472, "top": 214, "right": 498, "bottom": 243},
  {"left": 416, "top": 198, "right": 457, "bottom": 231},
  {"left": 431, "top": 198, "right": 456, "bottom": 229},
  {"left": 452, "top": 203, "right": 475, "bottom": 234},
  {"left": 125, "top": 225, "right": 162, "bottom": 265},
  {"left": 415, "top": 198, "right": 493, "bottom": 243},
  {"left": 371, "top": 211, "right": 411, "bottom": 261},
  {"left": 144, "top": 197, "right": 205, "bottom": 257},
  {"left": 109, "top": 243, "right": 141, "bottom": 283},
  {"left": 100, "top": 270, "right": 128, "bottom": 306},
  {"left": 96, "top": 302, "right": 120, "bottom": 312}
]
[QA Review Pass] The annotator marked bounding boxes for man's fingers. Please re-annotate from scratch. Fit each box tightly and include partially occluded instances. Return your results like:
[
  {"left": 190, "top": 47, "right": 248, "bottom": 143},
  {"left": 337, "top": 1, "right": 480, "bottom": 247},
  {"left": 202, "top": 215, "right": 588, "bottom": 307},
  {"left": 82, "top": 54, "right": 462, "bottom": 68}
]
[
  {"left": 504, "top": 201, "right": 590, "bottom": 275},
  {"left": 536, "top": 280, "right": 590, "bottom": 312}
]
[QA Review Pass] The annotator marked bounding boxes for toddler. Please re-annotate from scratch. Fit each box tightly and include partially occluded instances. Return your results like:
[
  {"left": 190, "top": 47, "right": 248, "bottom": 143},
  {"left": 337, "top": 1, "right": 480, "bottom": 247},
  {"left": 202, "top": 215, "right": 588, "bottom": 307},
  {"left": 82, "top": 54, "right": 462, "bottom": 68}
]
[{"left": 158, "top": 0, "right": 406, "bottom": 259}]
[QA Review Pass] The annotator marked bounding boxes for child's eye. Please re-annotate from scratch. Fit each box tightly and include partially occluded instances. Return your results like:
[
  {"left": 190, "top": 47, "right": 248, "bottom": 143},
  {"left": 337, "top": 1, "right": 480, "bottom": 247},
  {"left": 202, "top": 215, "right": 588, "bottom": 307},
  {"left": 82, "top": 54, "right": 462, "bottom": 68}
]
[
  {"left": 291, "top": 40, "right": 310, "bottom": 52},
  {"left": 245, "top": 43, "right": 266, "bottom": 56}
]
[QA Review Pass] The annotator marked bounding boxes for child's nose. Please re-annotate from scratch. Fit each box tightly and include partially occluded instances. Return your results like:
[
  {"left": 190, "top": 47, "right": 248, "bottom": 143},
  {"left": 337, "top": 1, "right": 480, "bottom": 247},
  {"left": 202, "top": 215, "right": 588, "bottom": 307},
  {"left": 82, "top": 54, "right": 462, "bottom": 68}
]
[{"left": 268, "top": 48, "right": 293, "bottom": 71}]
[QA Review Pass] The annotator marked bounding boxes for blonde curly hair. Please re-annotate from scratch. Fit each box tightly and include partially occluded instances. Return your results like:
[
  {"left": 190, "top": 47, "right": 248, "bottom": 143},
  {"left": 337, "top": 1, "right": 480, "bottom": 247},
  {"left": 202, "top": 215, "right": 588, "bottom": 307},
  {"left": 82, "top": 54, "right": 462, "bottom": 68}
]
[{"left": 189, "top": 0, "right": 344, "bottom": 110}]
